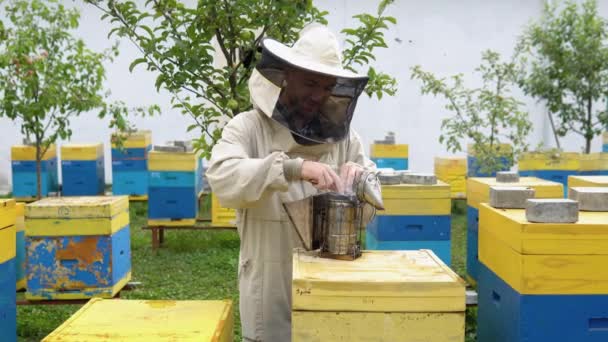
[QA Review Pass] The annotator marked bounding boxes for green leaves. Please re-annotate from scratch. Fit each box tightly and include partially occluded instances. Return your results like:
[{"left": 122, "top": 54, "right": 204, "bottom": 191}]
[
  {"left": 517, "top": 0, "right": 608, "bottom": 153},
  {"left": 411, "top": 50, "right": 532, "bottom": 176},
  {"left": 86, "top": 0, "right": 397, "bottom": 158}
]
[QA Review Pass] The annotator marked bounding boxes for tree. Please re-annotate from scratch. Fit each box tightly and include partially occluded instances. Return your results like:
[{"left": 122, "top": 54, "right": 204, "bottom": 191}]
[
  {"left": 411, "top": 50, "right": 533, "bottom": 175},
  {"left": 85, "top": 0, "right": 398, "bottom": 159},
  {"left": 0, "top": 0, "right": 153, "bottom": 199},
  {"left": 516, "top": 0, "right": 608, "bottom": 153}
]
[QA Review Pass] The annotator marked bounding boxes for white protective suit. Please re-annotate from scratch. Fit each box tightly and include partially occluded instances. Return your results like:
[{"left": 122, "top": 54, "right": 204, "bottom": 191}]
[{"left": 206, "top": 25, "right": 374, "bottom": 342}]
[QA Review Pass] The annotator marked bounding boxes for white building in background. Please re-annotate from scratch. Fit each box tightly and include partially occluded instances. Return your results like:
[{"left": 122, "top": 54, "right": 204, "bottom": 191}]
[{"left": 0, "top": 0, "right": 605, "bottom": 189}]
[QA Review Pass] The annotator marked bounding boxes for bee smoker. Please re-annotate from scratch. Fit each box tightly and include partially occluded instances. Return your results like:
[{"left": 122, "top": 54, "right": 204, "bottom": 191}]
[{"left": 284, "top": 170, "right": 384, "bottom": 261}]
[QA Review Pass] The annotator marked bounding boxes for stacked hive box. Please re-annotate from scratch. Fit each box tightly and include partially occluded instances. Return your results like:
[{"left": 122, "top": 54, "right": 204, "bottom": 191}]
[
  {"left": 43, "top": 298, "right": 234, "bottom": 341},
  {"left": 518, "top": 152, "right": 579, "bottom": 197},
  {"left": 467, "top": 144, "right": 512, "bottom": 177},
  {"left": 370, "top": 144, "right": 409, "bottom": 170},
  {"left": 148, "top": 150, "right": 202, "bottom": 225},
  {"left": 466, "top": 177, "right": 563, "bottom": 284},
  {"left": 477, "top": 204, "right": 608, "bottom": 342},
  {"left": 579, "top": 153, "right": 608, "bottom": 176},
  {"left": 15, "top": 203, "right": 25, "bottom": 291},
  {"left": 435, "top": 156, "right": 467, "bottom": 198},
  {"left": 604, "top": 132, "right": 608, "bottom": 152},
  {"left": 61, "top": 144, "right": 105, "bottom": 196},
  {"left": 0, "top": 200, "right": 16, "bottom": 342},
  {"left": 211, "top": 193, "right": 237, "bottom": 226},
  {"left": 111, "top": 131, "right": 152, "bottom": 199},
  {"left": 25, "top": 196, "right": 131, "bottom": 300},
  {"left": 292, "top": 249, "right": 465, "bottom": 341},
  {"left": 569, "top": 175, "right": 608, "bottom": 191},
  {"left": 366, "top": 181, "right": 452, "bottom": 265},
  {"left": 11, "top": 145, "right": 59, "bottom": 199}
]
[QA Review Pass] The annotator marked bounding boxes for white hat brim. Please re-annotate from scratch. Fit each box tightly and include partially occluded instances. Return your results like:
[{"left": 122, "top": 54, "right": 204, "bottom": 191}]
[{"left": 262, "top": 38, "right": 368, "bottom": 80}]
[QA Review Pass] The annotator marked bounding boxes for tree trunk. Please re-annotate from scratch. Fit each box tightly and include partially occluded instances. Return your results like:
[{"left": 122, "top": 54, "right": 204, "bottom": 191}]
[
  {"left": 586, "top": 97, "right": 593, "bottom": 154},
  {"left": 36, "top": 142, "right": 42, "bottom": 200},
  {"left": 547, "top": 110, "right": 561, "bottom": 150}
]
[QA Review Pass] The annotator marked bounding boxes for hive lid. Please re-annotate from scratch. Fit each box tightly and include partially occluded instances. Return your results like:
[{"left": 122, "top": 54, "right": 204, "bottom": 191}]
[
  {"left": 0, "top": 199, "right": 16, "bottom": 229},
  {"left": 380, "top": 181, "right": 450, "bottom": 199},
  {"left": 61, "top": 143, "right": 104, "bottom": 160},
  {"left": 479, "top": 203, "right": 608, "bottom": 255},
  {"left": 569, "top": 175, "right": 608, "bottom": 188},
  {"left": 292, "top": 249, "right": 465, "bottom": 312},
  {"left": 26, "top": 196, "right": 128, "bottom": 219},
  {"left": 112, "top": 130, "right": 152, "bottom": 148},
  {"left": 42, "top": 298, "right": 233, "bottom": 342},
  {"left": 11, "top": 144, "right": 57, "bottom": 161},
  {"left": 467, "top": 177, "right": 563, "bottom": 209}
]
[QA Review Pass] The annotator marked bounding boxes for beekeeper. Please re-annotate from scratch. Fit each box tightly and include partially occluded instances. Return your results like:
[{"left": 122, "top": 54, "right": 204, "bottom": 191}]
[{"left": 206, "top": 24, "right": 374, "bottom": 341}]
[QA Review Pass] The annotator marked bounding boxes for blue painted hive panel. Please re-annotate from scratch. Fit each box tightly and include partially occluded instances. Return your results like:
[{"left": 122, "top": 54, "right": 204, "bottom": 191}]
[
  {"left": 467, "top": 156, "right": 510, "bottom": 177},
  {"left": 62, "top": 159, "right": 105, "bottom": 196},
  {"left": 371, "top": 157, "right": 408, "bottom": 170},
  {"left": 367, "top": 215, "right": 450, "bottom": 241},
  {"left": 26, "top": 226, "right": 131, "bottom": 300},
  {"left": 148, "top": 187, "right": 197, "bottom": 219},
  {"left": 12, "top": 171, "right": 53, "bottom": 197},
  {"left": 0, "top": 258, "right": 16, "bottom": 342},
  {"left": 466, "top": 206, "right": 479, "bottom": 282},
  {"left": 111, "top": 146, "right": 151, "bottom": 160},
  {"left": 112, "top": 159, "right": 148, "bottom": 172},
  {"left": 112, "top": 171, "right": 148, "bottom": 196},
  {"left": 149, "top": 171, "right": 197, "bottom": 188},
  {"left": 478, "top": 262, "right": 608, "bottom": 342}
]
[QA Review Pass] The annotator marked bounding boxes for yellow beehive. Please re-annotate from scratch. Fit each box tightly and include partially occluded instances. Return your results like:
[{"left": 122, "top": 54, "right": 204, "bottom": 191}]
[
  {"left": 211, "top": 193, "right": 236, "bottom": 226},
  {"left": 467, "top": 177, "right": 563, "bottom": 210},
  {"left": 568, "top": 175, "right": 608, "bottom": 189},
  {"left": 380, "top": 181, "right": 451, "bottom": 215},
  {"left": 435, "top": 157, "right": 467, "bottom": 198},
  {"left": 61, "top": 143, "right": 104, "bottom": 161},
  {"left": 0, "top": 199, "right": 16, "bottom": 264},
  {"left": 467, "top": 143, "right": 512, "bottom": 156},
  {"left": 148, "top": 151, "right": 199, "bottom": 171},
  {"left": 370, "top": 144, "right": 409, "bottom": 158},
  {"left": 578, "top": 153, "right": 608, "bottom": 173},
  {"left": 111, "top": 130, "right": 152, "bottom": 148},
  {"left": 25, "top": 196, "right": 129, "bottom": 236},
  {"left": 11, "top": 145, "right": 57, "bottom": 161},
  {"left": 518, "top": 152, "right": 580, "bottom": 171},
  {"left": 479, "top": 204, "right": 608, "bottom": 295},
  {"left": 604, "top": 132, "right": 608, "bottom": 145},
  {"left": 42, "top": 298, "right": 234, "bottom": 342},
  {"left": 292, "top": 249, "right": 465, "bottom": 341}
]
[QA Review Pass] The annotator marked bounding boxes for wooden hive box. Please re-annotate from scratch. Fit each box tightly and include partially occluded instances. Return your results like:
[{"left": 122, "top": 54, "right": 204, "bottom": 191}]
[
  {"left": 465, "top": 177, "right": 563, "bottom": 283},
  {"left": 61, "top": 144, "right": 105, "bottom": 196},
  {"left": 43, "top": 298, "right": 233, "bottom": 341},
  {"left": 11, "top": 145, "right": 59, "bottom": 199},
  {"left": 292, "top": 249, "right": 465, "bottom": 342},
  {"left": 25, "top": 196, "right": 131, "bottom": 300}
]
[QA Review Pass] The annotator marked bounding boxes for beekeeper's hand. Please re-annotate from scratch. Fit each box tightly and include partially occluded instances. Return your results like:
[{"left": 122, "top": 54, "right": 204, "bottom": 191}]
[
  {"left": 301, "top": 160, "right": 343, "bottom": 193},
  {"left": 339, "top": 161, "right": 364, "bottom": 194}
]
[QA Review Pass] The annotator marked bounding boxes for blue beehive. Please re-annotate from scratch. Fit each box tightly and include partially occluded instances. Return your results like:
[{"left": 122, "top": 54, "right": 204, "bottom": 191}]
[
  {"left": 61, "top": 144, "right": 105, "bottom": 196},
  {"left": 0, "top": 199, "right": 16, "bottom": 342},
  {"left": 25, "top": 196, "right": 131, "bottom": 300},
  {"left": 11, "top": 145, "right": 59, "bottom": 199},
  {"left": 467, "top": 144, "right": 512, "bottom": 177},
  {"left": 366, "top": 181, "right": 452, "bottom": 265},
  {"left": 518, "top": 152, "right": 580, "bottom": 197},
  {"left": 111, "top": 131, "right": 152, "bottom": 198},
  {"left": 148, "top": 150, "right": 200, "bottom": 223},
  {"left": 477, "top": 204, "right": 608, "bottom": 342}
]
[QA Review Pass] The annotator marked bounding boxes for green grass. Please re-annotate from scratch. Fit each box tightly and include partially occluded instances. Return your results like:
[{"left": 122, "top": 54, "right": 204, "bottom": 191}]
[{"left": 17, "top": 199, "right": 475, "bottom": 341}]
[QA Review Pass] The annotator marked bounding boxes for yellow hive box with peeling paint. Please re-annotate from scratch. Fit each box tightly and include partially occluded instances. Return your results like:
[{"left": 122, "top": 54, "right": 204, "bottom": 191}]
[
  {"left": 380, "top": 181, "right": 451, "bottom": 215},
  {"left": 148, "top": 151, "right": 199, "bottom": 171},
  {"left": 111, "top": 130, "right": 152, "bottom": 148},
  {"left": 25, "top": 196, "right": 129, "bottom": 236},
  {"left": 11, "top": 145, "right": 57, "bottom": 161},
  {"left": 568, "top": 175, "right": 608, "bottom": 189},
  {"left": 479, "top": 204, "right": 608, "bottom": 295},
  {"left": 467, "top": 177, "right": 563, "bottom": 210},
  {"left": 61, "top": 143, "right": 104, "bottom": 161},
  {"left": 292, "top": 249, "right": 465, "bottom": 342},
  {"left": 42, "top": 298, "right": 233, "bottom": 342},
  {"left": 370, "top": 144, "right": 409, "bottom": 158}
]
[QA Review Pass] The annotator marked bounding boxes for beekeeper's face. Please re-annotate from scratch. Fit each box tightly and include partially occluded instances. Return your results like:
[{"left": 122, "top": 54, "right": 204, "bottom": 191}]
[{"left": 282, "top": 68, "right": 337, "bottom": 117}]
